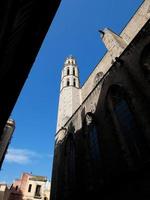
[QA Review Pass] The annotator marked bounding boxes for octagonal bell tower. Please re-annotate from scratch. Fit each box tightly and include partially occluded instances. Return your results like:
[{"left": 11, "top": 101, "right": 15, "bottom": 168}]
[{"left": 56, "top": 56, "right": 81, "bottom": 132}]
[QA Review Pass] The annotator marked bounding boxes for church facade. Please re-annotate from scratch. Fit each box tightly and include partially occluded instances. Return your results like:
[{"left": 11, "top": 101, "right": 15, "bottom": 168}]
[{"left": 51, "top": 1, "right": 150, "bottom": 199}]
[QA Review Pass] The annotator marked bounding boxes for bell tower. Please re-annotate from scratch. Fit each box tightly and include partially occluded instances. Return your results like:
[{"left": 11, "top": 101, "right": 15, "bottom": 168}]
[{"left": 56, "top": 56, "right": 81, "bottom": 132}]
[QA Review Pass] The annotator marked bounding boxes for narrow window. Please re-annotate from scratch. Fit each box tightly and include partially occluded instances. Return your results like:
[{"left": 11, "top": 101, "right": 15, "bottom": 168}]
[
  {"left": 64, "top": 122, "right": 76, "bottom": 188},
  {"left": 67, "top": 78, "right": 70, "bottom": 86},
  {"left": 28, "top": 184, "right": 32, "bottom": 192},
  {"left": 73, "top": 68, "right": 75, "bottom": 76},
  {"left": 67, "top": 68, "right": 69, "bottom": 75},
  {"left": 82, "top": 113, "right": 101, "bottom": 188},
  {"left": 85, "top": 113, "right": 100, "bottom": 161},
  {"left": 35, "top": 185, "right": 41, "bottom": 197},
  {"left": 73, "top": 78, "right": 76, "bottom": 87},
  {"left": 15, "top": 186, "right": 18, "bottom": 191},
  {"left": 107, "top": 85, "right": 149, "bottom": 164}
]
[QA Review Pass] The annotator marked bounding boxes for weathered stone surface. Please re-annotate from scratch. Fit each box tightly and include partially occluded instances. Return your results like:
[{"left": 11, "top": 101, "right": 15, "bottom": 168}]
[{"left": 51, "top": 1, "right": 150, "bottom": 200}]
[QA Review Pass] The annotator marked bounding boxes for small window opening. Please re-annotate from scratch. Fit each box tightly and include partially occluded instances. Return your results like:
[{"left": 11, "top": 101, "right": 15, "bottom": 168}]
[
  {"left": 67, "top": 79, "right": 70, "bottom": 86},
  {"left": 67, "top": 68, "right": 69, "bottom": 75},
  {"left": 73, "top": 68, "right": 75, "bottom": 76},
  {"left": 35, "top": 185, "right": 41, "bottom": 197},
  {"left": 28, "top": 184, "right": 32, "bottom": 192},
  {"left": 73, "top": 78, "right": 76, "bottom": 87}
]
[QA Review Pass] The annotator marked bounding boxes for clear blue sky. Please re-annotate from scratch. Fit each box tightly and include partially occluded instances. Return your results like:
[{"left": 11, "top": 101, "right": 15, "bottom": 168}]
[{"left": 0, "top": 0, "right": 142, "bottom": 184}]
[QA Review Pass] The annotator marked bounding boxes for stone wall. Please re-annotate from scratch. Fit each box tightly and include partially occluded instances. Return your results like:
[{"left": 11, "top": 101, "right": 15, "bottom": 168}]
[
  {"left": 51, "top": 19, "right": 150, "bottom": 200},
  {"left": 81, "top": 0, "right": 150, "bottom": 103}
]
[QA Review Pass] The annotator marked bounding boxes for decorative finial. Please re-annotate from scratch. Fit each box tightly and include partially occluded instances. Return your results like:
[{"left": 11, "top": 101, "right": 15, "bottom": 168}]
[{"left": 68, "top": 55, "right": 75, "bottom": 59}]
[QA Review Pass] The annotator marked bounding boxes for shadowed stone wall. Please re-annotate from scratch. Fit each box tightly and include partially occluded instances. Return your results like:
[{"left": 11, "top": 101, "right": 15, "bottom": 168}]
[{"left": 51, "top": 18, "right": 150, "bottom": 200}]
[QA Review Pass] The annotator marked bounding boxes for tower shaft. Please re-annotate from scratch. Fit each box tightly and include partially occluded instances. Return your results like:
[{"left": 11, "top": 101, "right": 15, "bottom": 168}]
[{"left": 56, "top": 56, "right": 81, "bottom": 132}]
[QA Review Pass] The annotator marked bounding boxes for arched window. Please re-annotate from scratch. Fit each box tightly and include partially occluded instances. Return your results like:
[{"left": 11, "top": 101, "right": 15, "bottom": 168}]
[
  {"left": 67, "top": 68, "right": 70, "bottom": 75},
  {"left": 84, "top": 112, "right": 100, "bottom": 161},
  {"left": 107, "top": 85, "right": 149, "bottom": 165},
  {"left": 64, "top": 123, "right": 76, "bottom": 191},
  {"left": 140, "top": 44, "right": 150, "bottom": 81},
  {"left": 67, "top": 78, "right": 70, "bottom": 86},
  {"left": 82, "top": 112, "right": 101, "bottom": 189},
  {"left": 73, "top": 67, "right": 75, "bottom": 76},
  {"left": 73, "top": 78, "right": 76, "bottom": 87}
]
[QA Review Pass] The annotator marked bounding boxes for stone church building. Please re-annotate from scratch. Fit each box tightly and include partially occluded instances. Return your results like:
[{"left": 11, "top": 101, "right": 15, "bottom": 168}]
[{"left": 51, "top": 1, "right": 150, "bottom": 199}]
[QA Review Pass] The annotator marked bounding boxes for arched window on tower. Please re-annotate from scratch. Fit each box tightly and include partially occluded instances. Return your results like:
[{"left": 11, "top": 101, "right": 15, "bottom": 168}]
[
  {"left": 140, "top": 44, "right": 150, "bottom": 82},
  {"left": 67, "top": 78, "right": 70, "bottom": 86},
  {"left": 67, "top": 68, "right": 70, "bottom": 75},
  {"left": 107, "top": 85, "right": 149, "bottom": 165},
  {"left": 73, "top": 78, "right": 76, "bottom": 87},
  {"left": 73, "top": 67, "right": 75, "bottom": 76}
]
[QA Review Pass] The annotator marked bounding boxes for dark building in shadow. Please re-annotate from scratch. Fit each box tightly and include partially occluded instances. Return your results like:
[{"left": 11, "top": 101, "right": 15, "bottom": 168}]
[
  {"left": 0, "top": 0, "right": 61, "bottom": 136},
  {"left": 51, "top": 1, "right": 150, "bottom": 200}
]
